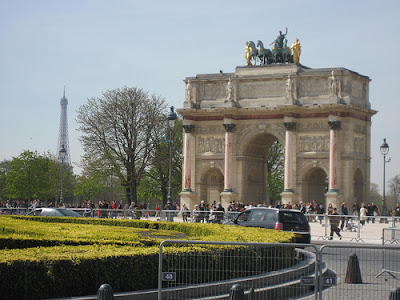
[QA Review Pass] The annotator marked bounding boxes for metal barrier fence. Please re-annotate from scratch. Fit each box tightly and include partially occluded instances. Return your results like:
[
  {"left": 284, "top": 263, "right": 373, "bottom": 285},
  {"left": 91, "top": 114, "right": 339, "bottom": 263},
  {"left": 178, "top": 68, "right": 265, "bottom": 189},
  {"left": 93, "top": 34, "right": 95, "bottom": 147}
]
[
  {"left": 318, "top": 244, "right": 400, "bottom": 300},
  {"left": 383, "top": 227, "right": 400, "bottom": 245},
  {"left": 158, "top": 241, "right": 400, "bottom": 300},
  {"left": 0, "top": 207, "right": 27, "bottom": 215},
  {"left": 158, "top": 241, "right": 319, "bottom": 300}
]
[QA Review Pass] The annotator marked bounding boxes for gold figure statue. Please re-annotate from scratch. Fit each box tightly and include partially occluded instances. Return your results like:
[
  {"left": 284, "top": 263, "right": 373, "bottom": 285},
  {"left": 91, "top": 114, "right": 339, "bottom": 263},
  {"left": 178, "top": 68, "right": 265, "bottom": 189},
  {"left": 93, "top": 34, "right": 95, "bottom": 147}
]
[
  {"left": 245, "top": 41, "right": 251, "bottom": 66},
  {"left": 291, "top": 38, "right": 301, "bottom": 64}
]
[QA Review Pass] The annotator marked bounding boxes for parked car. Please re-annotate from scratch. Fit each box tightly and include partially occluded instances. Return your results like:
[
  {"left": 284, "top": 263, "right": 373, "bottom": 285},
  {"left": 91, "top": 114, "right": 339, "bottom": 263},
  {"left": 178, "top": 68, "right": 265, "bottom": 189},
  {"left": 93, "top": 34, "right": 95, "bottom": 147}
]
[
  {"left": 231, "top": 207, "right": 311, "bottom": 243},
  {"left": 26, "top": 208, "right": 81, "bottom": 217}
]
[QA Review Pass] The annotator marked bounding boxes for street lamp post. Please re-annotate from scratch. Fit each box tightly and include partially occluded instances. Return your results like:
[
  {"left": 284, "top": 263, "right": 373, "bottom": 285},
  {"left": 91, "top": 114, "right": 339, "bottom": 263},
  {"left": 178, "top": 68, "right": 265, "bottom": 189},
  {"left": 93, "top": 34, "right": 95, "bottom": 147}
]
[
  {"left": 166, "top": 106, "right": 177, "bottom": 221},
  {"left": 380, "top": 138, "right": 391, "bottom": 221},
  {"left": 59, "top": 144, "right": 67, "bottom": 208}
]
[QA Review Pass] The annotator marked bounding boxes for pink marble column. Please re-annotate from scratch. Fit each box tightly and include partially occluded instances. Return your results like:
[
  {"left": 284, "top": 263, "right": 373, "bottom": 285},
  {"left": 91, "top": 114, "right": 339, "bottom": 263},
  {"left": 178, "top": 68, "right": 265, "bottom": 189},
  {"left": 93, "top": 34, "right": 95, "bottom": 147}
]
[
  {"left": 328, "top": 121, "right": 341, "bottom": 192},
  {"left": 182, "top": 125, "right": 195, "bottom": 192},
  {"left": 283, "top": 122, "right": 296, "bottom": 192},
  {"left": 223, "top": 123, "right": 236, "bottom": 192}
]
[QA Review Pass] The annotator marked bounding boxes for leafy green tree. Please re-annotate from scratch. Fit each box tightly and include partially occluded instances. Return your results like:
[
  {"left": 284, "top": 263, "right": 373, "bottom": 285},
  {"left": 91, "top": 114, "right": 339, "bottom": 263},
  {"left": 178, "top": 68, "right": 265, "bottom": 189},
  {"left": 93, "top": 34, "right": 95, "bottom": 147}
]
[
  {"left": 77, "top": 86, "right": 168, "bottom": 204},
  {"left": 5, "top": 151, "right": 52, "bottom": 201},
  {"left": 74, "top": 173, "right": 105, "bottom": 201},
  {"left": 75, "top": 155, "right": 124, "bottom": 203},
  {"left": 267, "top": 140, "right": 284, "bottom": 203},
  {"left": 138, "top": 120, "right": 183, "bottom": 207},
  {"left": 4, "top": 151, "right": 75, "bottom": 205},
  {"left": 0, "top": 160, "right": 10, "bottom": 201}
]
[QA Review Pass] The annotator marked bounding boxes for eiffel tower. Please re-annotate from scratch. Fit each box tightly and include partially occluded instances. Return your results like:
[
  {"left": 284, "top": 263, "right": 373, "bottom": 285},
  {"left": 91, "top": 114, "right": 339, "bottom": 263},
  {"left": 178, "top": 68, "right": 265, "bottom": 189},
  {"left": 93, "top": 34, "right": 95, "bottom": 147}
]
[{"left": 57, "top": 87, "right": 71, "bottom": 165}]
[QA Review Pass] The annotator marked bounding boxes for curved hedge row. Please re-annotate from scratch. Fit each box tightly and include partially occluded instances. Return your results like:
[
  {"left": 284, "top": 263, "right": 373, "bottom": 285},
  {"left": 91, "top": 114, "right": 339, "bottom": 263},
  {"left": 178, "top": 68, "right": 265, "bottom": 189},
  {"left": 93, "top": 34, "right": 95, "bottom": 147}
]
[{"left": 0, "top": 216, "right": 296, "bottom": 299}]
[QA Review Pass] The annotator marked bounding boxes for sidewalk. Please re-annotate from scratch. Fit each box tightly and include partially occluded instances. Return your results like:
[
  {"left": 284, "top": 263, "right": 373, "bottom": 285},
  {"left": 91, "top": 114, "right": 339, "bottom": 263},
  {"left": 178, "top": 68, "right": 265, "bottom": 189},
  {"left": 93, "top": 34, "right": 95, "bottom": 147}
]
[{"left": 310, "top": 218, "right": 396, "bottom": 244}]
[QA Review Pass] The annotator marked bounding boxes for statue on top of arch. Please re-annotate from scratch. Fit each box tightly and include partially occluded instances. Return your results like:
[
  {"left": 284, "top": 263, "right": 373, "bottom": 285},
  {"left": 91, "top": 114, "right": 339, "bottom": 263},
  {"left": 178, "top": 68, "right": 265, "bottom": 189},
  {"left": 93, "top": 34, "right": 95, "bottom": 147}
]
[{"left": 245, "top": 28, "right": 301, "bottom": 66}]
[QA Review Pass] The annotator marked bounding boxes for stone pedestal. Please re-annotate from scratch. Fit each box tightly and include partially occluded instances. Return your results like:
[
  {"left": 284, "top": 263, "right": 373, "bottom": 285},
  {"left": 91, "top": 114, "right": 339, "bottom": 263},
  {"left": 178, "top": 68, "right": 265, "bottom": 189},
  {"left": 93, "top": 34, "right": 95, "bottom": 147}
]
[
  {"left": 281, "top": 191, "right": 298, "bottom": 206},
  {"left": 220, "top": 191, "right": 237, "bottom": 209},
  {"left": 179, "top": 191, "right": 198, "bottom": 210},
  {"left": 325, "top": 191, "right": 341, "bottom": 208}
]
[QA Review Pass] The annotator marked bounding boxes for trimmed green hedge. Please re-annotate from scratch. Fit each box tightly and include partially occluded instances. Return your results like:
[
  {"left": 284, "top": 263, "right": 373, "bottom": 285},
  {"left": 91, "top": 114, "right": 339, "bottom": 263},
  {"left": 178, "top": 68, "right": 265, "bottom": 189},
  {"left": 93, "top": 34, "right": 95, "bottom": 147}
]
[{"left": 0, "top": 216, "right": 296, "bottom": 299}]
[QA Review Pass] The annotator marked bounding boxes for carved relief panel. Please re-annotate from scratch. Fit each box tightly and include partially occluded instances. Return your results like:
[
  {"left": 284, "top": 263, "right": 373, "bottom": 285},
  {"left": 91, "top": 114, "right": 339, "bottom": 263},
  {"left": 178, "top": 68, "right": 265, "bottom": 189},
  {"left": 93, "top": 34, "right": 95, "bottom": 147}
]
[
  {"left": 354, "top": 123, "right": 366, "bottom": 135},
  {"left": 298, "top": 78, "right": 327, "bottom": 98},
  {"left": 353, "top": 137, "right": 365, "bottom": 154},
  {"left": 298, "top": 135, "right": 330, "bottom": 152},
  {"left": 197, "top": 82, "right": 226, "bottom": 100},
  {"left": 197, "top": 136, "right": 225, "bottom": 154},
  {"left": 238, "top": 80, "right": 285, "bottom": 99}
]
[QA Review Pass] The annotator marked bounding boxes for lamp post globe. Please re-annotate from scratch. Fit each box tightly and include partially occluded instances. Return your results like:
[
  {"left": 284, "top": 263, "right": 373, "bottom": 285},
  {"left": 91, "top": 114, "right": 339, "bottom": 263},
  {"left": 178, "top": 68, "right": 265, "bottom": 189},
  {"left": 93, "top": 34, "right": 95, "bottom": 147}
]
[
  {"left": 166, "top": 107, "right": 177, "bottom": 221},
  {"left": 380, "top": 138, "right": 390, "bottom": 219}
]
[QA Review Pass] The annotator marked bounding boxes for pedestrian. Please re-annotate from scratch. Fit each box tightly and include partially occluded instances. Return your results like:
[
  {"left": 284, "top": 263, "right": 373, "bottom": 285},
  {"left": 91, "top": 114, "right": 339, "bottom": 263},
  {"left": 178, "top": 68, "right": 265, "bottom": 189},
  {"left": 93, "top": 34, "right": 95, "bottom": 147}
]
[
  {"left": 317, "top": 203, "right": 325, "bottom": 224},
  {"left": 199, "top": 200, "right": 206, "bottom": 222},
  {"left": 329, "top": 207, "right": 342, "bottom": 240},
  {"left": 352, "top": 202, "right": 360, "bottom": 216},
  {"left": 360, "top": 203, "right": 368, "bottom": 226},
  {"left": 181, "top": 203, "right": 190, "bottom": 222},
  {"left": 155, "top": 204, "right": 160, "bottom": 217},
  {"left": 327, "top": 203, "right": 334, "bottom": 215},
  {"left": 370, "top": 203, "right": 377, "bottom": 223},
  {"left": 192, "top": 205, "right": 202, "bottom": 223},
  {"left": 340, "top": 203, "right": 349, "bottom": 231},
  {"left": 129, "top": 202, "right": 135, "bottom": 219}
]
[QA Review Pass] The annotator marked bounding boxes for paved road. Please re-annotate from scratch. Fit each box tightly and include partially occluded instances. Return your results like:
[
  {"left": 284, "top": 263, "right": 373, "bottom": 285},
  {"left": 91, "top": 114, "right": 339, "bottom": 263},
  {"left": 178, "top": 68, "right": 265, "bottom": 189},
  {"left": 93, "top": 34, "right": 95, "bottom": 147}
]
[
  {"left": 305, "top": 219, "right": 400, "bottom": 299},
  {"left": 309, "top": 217, "right": 398, "bottom": 245}
]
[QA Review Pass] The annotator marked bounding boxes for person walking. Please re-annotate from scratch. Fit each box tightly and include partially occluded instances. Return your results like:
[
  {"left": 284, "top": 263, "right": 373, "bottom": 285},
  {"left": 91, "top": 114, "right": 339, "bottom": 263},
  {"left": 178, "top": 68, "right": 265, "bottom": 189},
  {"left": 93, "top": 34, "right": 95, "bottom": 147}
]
[
  {"left": 340, "top": 203, "right": 349, "bottom": 231},
  {"left": 360, "top": 203, "right": 368, "bottom": 226},
  {"left": 317, "top": 203, "right": 325, "bottom": 224},
  {"left": 329, "top": 207, "right": 342, "bottom": 240}
]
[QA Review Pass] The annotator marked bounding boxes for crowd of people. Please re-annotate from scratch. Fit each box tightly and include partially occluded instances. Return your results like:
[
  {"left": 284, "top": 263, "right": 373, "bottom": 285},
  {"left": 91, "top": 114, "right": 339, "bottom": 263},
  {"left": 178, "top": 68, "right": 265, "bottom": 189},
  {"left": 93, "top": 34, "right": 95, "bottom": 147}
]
[{"left": 2, "top": 198, "right": 400, "bottom": 228}]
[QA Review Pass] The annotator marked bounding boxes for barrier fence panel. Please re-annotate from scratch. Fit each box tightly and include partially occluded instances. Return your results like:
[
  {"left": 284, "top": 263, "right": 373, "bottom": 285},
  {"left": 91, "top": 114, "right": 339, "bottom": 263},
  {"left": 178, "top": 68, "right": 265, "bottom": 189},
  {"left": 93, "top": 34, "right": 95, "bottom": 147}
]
[
  {"left": 318, "top": 244, "right": 400, "bottom": 300},
  {"left": 158, "top": 241, "right": 319, "bottom": 300},
  {"left": 383, "top": 228, "right": 400, "bottom": 245}
]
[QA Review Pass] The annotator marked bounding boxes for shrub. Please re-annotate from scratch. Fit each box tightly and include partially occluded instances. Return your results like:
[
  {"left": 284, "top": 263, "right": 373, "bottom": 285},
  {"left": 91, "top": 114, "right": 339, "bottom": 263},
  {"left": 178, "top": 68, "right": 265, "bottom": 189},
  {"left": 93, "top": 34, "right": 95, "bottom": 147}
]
[{"left": 0, "top": 216, "right": 295, "bottom": 299}]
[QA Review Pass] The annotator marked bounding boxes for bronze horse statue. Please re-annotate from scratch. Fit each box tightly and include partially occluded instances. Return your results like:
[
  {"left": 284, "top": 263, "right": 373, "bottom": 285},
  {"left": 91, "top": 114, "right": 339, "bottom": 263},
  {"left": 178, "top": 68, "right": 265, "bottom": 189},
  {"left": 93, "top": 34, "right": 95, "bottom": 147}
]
[
  {"left": 271, "top": 39, "right": 292, "bottom": 64},
  {"left": 257, "top": 40, "right": 273, "bottom": 65},
  {"left": 248, "top": 41, "right": 259, "bottom": 65}
]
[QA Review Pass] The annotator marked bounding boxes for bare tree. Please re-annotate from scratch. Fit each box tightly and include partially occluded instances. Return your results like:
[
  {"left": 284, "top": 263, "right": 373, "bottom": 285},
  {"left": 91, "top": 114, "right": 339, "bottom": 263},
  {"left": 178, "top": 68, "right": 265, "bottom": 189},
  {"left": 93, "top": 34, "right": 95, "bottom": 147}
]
[
  {"left": 389, "top": 175, "right": 400, "bottom": 203},
  {"left": 77, "top": 86, "right": 168, "bottom": 204}
]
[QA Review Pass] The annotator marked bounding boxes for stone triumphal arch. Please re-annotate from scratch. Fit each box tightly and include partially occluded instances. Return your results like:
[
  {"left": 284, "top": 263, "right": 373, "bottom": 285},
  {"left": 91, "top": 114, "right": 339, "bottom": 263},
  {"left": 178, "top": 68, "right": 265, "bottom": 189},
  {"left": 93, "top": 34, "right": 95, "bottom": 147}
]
[{"left": 178, "top": 64, "right": 376, "bottom": 210}]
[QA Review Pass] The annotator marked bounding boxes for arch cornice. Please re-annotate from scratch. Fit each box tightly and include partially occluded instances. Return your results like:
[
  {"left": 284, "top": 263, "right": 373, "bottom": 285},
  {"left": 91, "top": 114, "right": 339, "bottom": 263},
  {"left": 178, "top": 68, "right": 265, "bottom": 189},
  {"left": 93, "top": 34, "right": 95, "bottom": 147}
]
[{"left": 177, "top": 104, "right": 376, "bottom": 122}]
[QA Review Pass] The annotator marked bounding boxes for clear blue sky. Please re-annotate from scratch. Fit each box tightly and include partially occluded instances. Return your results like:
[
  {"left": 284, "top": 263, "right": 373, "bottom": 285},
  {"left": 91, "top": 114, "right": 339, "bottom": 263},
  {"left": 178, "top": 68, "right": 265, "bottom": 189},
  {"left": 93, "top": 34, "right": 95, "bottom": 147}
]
[{"left": 1, "top": 0, "right": 399, "bottom": 194}]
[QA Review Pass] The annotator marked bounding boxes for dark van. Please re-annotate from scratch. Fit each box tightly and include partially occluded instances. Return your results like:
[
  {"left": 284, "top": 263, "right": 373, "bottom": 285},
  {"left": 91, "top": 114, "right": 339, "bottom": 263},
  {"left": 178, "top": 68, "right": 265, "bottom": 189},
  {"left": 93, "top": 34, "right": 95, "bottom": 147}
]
[{"left": 233, "top": 207, "right": 311, "bottom": 244}]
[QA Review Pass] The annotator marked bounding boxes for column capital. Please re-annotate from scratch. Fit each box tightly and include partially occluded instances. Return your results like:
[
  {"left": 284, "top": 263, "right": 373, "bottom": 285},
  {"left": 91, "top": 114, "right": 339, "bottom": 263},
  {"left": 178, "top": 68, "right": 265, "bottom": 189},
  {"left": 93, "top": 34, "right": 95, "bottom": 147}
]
[
  {"left": 183, "top": 124, "right": 195, "bottom": 133},
  {"left": 223, "top": 123, "right": 236, "bottom": 132},
  {"left": 328, "top": 121, "right": 341, "bottom": 130},
  {"left": 284, "top": 122, "right": 296, "bottom": 131}
]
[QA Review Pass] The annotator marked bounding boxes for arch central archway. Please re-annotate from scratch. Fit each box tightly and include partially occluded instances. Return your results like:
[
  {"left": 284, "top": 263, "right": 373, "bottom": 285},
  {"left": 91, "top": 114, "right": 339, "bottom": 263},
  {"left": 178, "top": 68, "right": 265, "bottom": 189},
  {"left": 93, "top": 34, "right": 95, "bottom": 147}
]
[
  {"left": 303, "top": 167, "right": 328, "bottom": 205},
  {"left": 354, "top": 169, "right": 364, "bottom": 207},
  {"left": 199, "top": 168, "right": 224, "bottom": 204},
  {"left": 240, "top": 133, "right": 282, "bottom": 204}
]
